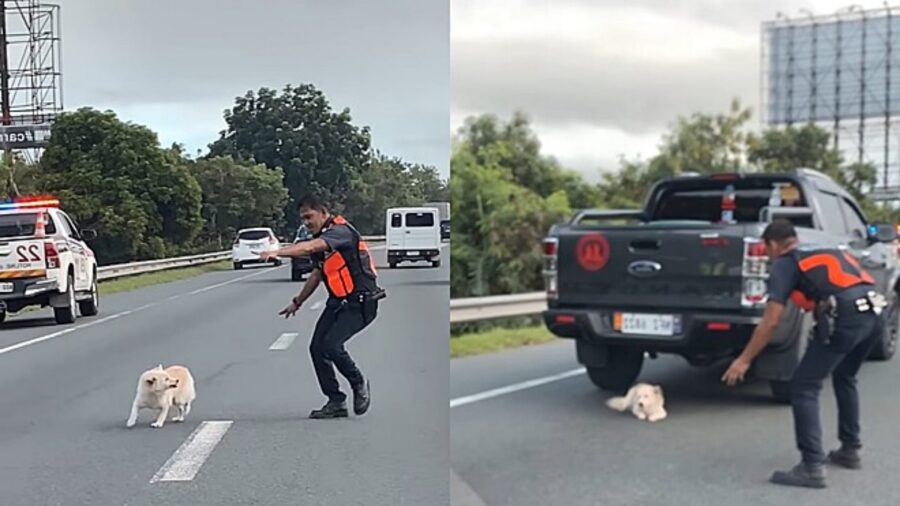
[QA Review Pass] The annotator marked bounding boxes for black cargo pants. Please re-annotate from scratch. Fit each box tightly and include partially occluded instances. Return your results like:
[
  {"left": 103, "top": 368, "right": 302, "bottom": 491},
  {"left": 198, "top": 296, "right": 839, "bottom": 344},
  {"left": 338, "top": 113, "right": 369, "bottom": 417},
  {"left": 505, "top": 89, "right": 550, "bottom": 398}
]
[
  {"left": 309, "top": 296, "right": 379, "bottom": 402},
  {"left": 790, "top": 295, "right": 885, "bottom": 464}
]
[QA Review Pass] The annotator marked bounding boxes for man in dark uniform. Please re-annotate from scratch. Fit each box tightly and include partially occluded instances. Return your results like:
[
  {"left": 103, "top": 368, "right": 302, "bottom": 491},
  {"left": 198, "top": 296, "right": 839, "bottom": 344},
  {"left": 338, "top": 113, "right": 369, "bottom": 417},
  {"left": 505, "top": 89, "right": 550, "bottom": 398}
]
[
  {"left": 722, "top": 219, "right": 886, "bottom": 489},
  {"left": 261, "top": 194, "right": 384, "bottom": 419}
]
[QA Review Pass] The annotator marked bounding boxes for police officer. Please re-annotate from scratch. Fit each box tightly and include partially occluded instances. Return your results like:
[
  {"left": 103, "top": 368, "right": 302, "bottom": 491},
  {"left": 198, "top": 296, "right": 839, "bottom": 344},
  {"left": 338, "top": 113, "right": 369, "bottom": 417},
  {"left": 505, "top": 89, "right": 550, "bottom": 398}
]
[
  {"left": 722, "top": 219, "right": 886, "bottom": 488},
  {"left": 260, "top": 194, "right": 384, "bottom": 419}
]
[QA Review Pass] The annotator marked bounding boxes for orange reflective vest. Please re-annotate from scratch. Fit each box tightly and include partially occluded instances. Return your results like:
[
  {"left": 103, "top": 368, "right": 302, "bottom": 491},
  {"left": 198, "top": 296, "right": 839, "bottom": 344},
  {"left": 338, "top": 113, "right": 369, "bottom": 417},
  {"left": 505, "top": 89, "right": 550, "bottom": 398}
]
[
  {"left": 787, "top": 247, "right": 875, "bottom": 310},
  {"left": 319, "top": 216, "right": 378, "bottom": 299}
]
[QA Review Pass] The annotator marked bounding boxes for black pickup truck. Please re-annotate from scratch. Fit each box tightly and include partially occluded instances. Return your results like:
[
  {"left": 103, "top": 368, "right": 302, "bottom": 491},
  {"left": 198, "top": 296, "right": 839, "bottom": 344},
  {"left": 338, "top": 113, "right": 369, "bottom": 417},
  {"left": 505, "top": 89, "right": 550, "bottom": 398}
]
[{"left": 542, "top": 169, "right": 899, "bottom": 401}]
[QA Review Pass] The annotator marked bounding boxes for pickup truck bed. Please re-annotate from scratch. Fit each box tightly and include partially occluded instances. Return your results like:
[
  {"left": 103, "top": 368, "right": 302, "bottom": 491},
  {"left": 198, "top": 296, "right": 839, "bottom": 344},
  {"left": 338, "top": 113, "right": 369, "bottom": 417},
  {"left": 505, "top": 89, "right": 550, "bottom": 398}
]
[{"left": 542, "top": 170, "right": 899, "bottom": 402}]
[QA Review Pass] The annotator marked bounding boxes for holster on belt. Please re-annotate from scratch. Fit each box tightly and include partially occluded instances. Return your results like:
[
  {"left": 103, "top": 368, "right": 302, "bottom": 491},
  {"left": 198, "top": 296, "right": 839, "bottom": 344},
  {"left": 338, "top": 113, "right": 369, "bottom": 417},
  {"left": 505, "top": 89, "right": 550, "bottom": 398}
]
[{"left": 813, "top": 296, "right": 836, "bottom": 345}]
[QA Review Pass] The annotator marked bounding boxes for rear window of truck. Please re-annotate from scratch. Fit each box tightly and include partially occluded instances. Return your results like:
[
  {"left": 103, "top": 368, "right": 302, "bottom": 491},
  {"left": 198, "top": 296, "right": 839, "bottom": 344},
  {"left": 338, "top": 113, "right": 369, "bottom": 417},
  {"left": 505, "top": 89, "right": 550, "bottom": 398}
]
[
  {"left": 0, "top": 212, "right": 56, "bottom": 238},
  {"left": 651, "top": 179, "right": 808, "bottom": 224},
  {"left": 406, "top": 213, "right": 435, "bottom": 227},
  {"left": 238, "top": 230, "right": 271, "bottom": 241}
]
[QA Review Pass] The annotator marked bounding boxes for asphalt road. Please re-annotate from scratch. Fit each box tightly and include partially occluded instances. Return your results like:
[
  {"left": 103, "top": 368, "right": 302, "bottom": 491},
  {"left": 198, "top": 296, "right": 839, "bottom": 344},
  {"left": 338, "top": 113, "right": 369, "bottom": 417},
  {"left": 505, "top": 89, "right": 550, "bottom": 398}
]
[
  {"left": 450, "top": 339, "right": 900, "bottom": 506},
  {"left": 0, "top": 245, "right": 449, "bottom": 506}
]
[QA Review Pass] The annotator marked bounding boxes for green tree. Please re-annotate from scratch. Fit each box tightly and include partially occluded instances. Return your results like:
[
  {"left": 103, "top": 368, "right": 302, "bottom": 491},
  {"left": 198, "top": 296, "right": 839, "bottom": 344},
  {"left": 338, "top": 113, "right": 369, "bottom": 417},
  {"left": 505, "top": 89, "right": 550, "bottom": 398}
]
[
  {"left": 341, "top": 154, "right": 447, "bottom": 235},
  {"left": 451, "top": 115, "right": 576, "bottom": 297},
  {"left": 39, "top": 108, "right": 203, "bottom": 264},
  {"left": 188, "top": 156, "right": 289, "bottom": 248},
  {"left": 208, "top": 84, "right": 372, "bottom": 227}
]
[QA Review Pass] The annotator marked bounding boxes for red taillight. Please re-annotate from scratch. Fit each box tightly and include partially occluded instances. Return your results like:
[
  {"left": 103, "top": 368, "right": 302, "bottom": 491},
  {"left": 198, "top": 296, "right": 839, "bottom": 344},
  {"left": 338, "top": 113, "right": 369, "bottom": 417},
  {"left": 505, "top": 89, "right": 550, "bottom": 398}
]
[
  {"left": 741, "top": 238, "right": 769, "bottom": 308},
  {"left": 44, "top": 241, "right": 60, "bottom": 269},
  {"left": 543, "top": 238, "right": 558, "bottom": 256},
  {"left": 747, "top": 241, "right": 767, "bottom": 257},
  {"left": 707, "top": 322, "right": 731, "bottom": 331},
  {"left": 555, "top": 314, "right": 576, "bottom": 324},
  {"left": 543, "top": 237, "right": 559, "bottom": 300}
]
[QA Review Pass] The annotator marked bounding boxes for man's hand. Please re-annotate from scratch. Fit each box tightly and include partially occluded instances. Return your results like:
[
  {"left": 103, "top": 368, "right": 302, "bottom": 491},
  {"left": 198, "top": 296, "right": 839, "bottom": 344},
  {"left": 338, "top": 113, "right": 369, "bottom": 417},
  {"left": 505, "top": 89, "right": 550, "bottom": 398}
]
[
  {"left": 722, "top": 357, "right": 751, "bottom": 386},
  {"left": 259, "top": 250, "right": 280, "bottom": 261},
  {"left": 279, "top": 300, "right": 301, "bottom": 319}
]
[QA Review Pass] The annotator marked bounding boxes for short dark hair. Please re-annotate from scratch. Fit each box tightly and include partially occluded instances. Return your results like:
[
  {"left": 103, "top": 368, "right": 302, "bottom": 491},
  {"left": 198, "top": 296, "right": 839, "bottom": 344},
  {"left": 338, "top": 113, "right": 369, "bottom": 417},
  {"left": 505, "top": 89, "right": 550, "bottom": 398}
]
[
  {"left": 297, "top": 194, "right": 328, "bottom": 212},
  {"left": 762, "top": 219, "right": 797, "bottom": 243}
]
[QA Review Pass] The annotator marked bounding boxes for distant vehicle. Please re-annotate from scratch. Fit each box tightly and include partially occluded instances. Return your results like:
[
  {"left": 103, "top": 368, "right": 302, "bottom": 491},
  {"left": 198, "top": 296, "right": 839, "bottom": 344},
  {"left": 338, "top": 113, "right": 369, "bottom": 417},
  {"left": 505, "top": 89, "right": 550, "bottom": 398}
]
[
  {"left": 423, "top": 202, "right": 450, "bottom": 241},
  {"left": 542, "top": 169, "right": 899, "bottom": 402},
  {"left": 424, "top": 201, "right": 450, "bottom": 222},
  {"left": 232, "top": 227, "right": 282, "bottom": 270},
  {"left": 0, "top": 196, "right": 99, "bottom": 325},
  {"left": 291, "top": 224, "right": 314, "bottom": 281},
  {"left": 386, "top": 207, "right": 441, "bottom": 268}
]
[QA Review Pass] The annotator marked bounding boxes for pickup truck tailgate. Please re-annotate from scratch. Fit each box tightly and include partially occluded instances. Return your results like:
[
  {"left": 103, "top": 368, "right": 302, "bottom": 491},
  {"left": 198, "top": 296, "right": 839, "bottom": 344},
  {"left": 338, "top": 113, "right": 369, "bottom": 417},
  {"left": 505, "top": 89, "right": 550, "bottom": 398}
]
[
  {"left": 556, "top": 225, "right": 750, "bottom": 311},
  {"left": 0, "top": 239, "right": 46, "bottom": 278}
]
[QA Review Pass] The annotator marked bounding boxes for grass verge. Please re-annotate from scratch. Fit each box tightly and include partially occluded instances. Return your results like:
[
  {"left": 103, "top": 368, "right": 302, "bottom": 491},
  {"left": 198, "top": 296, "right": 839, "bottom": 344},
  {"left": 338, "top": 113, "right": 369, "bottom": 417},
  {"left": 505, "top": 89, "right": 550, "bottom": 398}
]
[
  {"left": 450, "top": 324, "right": 556, "bottom": 358},
  {"left": 98, "top": 260, "right": 233, "bottom": 296}
]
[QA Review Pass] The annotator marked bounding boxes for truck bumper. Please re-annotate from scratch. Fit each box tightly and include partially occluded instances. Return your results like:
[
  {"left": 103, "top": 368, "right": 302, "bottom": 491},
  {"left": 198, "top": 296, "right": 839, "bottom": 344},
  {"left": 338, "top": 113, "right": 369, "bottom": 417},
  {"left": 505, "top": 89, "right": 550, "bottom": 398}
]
[
  {"left": 542, "top": 308, "right": 761, "bottom": 353},
  {"left": 388, "top": 249, "right": 440, "bottom": 263},
  {"left": 0, "top": 278, "right": 60, "bottom": 312}
]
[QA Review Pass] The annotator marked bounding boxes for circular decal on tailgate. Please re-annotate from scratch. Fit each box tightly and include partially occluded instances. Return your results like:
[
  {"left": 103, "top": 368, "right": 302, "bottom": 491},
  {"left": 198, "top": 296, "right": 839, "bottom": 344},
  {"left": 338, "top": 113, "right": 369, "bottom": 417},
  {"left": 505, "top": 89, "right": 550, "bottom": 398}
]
[{"left": 576, "top": 233, "right": 610, "bottom": 272}]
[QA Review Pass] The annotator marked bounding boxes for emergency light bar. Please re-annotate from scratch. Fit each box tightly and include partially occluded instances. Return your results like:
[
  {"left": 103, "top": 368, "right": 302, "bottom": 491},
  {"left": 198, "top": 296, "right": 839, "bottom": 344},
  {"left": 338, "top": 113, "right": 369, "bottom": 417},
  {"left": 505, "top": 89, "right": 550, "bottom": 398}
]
[{"left": 0, "top": 195, "right": 60, "bottom": 211}]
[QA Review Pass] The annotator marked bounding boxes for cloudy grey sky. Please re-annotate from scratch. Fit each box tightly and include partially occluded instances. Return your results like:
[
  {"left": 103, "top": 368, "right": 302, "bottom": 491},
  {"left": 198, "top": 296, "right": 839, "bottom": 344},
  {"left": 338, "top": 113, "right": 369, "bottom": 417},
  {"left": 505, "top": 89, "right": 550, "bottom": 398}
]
[
  {"left": 58, "top": 0, "right": 448, "bottom": 178},
  {"left": 452, "top": 0, "right": 877, "bottom": 182}
]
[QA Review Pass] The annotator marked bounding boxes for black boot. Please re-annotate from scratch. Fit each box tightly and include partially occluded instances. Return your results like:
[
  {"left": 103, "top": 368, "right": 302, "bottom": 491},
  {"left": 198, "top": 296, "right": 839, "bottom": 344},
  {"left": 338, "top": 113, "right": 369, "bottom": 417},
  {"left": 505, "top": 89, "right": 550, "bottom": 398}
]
[
  {"left": 770, "top": 462, "right": 826, "bottom": 489},
  {"left": 353, "top": 380, "right": 370, "bottom": 416},
  {"left": 309, "top": 400, "right": 348, "bottom": 419},
  {"left": 826, "top": 446, "right": 862, "bottom": 469}
]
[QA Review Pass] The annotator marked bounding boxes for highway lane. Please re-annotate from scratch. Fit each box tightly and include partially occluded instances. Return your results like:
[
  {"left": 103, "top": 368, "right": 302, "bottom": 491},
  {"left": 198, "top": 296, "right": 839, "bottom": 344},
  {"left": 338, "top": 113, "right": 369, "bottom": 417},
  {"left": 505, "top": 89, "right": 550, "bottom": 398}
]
[
  {"left": 0, "top": 246, "right": 450, "bottom": 506},
  {"left": 450, "top": 339, "right": 900, "bottom": 506}
]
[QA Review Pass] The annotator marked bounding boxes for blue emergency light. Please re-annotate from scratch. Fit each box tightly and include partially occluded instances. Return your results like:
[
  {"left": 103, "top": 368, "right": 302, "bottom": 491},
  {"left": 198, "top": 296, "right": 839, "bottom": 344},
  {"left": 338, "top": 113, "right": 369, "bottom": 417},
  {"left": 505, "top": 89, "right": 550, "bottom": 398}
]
[{"left": 0, "top": 195, "right": 60, "bottom": 211}]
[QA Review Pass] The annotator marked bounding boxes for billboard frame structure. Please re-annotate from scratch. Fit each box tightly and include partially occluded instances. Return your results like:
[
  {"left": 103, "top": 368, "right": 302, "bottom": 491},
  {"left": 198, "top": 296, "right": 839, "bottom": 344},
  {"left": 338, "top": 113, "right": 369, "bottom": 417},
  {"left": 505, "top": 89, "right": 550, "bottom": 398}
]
[
  {"left": 761, "top": 5, "right": 900, "bottom": 201},
  {"left": 0, "top": 0, "right": 61, "bottom": 156}
]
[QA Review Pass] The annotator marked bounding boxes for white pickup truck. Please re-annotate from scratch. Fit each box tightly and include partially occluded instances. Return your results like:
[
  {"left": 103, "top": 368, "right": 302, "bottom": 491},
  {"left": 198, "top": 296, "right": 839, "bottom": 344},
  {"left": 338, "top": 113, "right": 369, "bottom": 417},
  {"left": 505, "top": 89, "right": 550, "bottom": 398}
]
[{"left": 0, "top": 197, "right": 99, "bottom": 325}]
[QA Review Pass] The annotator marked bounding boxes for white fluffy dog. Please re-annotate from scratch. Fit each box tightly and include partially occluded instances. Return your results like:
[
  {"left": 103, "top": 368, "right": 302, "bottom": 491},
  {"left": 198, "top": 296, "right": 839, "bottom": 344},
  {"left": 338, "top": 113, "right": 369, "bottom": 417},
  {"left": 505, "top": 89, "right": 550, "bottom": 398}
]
[
  {"left": 606, "top": 383, "right": 667, "bottom": 422},
  {"left": 126, "top": 364, "right": 196, "bottom": 428}
]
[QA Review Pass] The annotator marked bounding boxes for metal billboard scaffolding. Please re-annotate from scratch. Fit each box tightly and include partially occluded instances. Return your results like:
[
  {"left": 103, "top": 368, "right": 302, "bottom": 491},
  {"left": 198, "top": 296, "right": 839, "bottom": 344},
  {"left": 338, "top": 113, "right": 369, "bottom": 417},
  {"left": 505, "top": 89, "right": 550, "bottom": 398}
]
[
  {"left": 0, "top": 0, "right": 61, "bottom": 160},
  {"left": 761, "top": 5, "right": 900, "bottom": 201}
]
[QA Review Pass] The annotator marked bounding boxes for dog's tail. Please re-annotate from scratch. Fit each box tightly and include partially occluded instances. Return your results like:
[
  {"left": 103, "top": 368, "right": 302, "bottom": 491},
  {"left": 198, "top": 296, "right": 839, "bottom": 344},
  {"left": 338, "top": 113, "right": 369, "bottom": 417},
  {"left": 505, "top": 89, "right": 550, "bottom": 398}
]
[{"left": 605, "top": 389, "right": 633, "bottom": 412}]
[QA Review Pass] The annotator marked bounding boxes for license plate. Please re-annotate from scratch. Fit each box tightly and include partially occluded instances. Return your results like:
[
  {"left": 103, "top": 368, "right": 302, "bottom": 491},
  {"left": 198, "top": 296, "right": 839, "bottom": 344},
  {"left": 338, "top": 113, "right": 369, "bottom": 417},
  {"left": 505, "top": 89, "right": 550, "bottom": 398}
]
[
  {"left": 615, "top": 312, "right": 680, "bottom": 336},
  {"left": 407, "top": 251, "right": 419, "bottom": 256},
  {"left": 0, "top": 282, "right": 13, "bottom": 293}
]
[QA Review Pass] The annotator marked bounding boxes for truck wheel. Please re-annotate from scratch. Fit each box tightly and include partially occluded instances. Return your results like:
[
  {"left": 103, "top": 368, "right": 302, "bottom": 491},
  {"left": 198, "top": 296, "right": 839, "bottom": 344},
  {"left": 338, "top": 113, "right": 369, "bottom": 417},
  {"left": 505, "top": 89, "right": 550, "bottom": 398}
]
[
  {"left": 585, "top": 346, "right": 644, "bottom": 393},
  {"left": 233, "top": 262, "right": 243, "bottom": 270},
  {"left": 0, "top": 310, "right": 6, "bottom": 325},
  {"left": 769, "top": 380, "right": 793, "bottom": 404},
  {"left": 869, "top": 295, "right": 898, "bottom": 361},
  {"left": 54, "top": 274, "right": 77, "bottom": 325},
  {"left": 79, "top": 277, "right": 100, "bottom": 317}
]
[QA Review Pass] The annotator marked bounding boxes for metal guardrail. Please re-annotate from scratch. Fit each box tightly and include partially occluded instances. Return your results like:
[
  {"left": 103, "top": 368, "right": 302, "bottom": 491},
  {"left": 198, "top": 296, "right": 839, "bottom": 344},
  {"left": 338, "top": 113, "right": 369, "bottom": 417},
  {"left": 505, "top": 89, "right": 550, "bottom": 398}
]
[
  {"left": 96, "top": 236, "right": 387, "bottom": 281},
  {"left": 450, "top": 291, "right": 546, "bottom": 323}
]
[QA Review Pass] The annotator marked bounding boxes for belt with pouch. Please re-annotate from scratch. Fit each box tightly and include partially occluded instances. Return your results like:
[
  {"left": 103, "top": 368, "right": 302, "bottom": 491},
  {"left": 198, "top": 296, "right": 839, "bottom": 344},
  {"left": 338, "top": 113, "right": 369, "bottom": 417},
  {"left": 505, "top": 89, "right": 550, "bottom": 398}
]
[{"left": 813, "top": 291, "right": 887, "bottom": 345}]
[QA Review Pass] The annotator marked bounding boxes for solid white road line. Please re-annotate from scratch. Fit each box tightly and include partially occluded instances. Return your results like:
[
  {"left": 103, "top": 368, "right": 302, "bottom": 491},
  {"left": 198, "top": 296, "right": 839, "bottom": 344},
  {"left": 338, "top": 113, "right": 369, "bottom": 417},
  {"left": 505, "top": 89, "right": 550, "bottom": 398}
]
[
  {"left": 269, "top": 332, "right": 298, "bottom": 351},
  {"left": 449, "top": 368, "right": 586, "bottom": 408},
  {"left": 150, "top": 420, "right": 233, "bottom": 483},
  {"left": 0, "top": 267, "right": 273, "bottom": 357}
]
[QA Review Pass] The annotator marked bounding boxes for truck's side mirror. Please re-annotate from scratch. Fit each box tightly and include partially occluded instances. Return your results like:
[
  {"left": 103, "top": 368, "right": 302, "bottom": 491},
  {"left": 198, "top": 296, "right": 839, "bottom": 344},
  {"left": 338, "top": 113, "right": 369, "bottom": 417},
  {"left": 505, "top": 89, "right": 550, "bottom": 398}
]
[{"left": 867, "top": 224, "right": 897, "bottom": 244}]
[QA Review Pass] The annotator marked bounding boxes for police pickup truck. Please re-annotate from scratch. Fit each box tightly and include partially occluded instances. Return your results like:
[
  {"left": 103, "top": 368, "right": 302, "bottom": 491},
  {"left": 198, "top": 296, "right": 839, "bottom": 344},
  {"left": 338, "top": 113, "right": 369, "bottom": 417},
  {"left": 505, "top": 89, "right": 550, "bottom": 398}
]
[
  {"left": 542, "top": 169, "right": 899, "bottom": 402},
  {"left": 0, "top": 197, "right": 99, "bottom": 325}
]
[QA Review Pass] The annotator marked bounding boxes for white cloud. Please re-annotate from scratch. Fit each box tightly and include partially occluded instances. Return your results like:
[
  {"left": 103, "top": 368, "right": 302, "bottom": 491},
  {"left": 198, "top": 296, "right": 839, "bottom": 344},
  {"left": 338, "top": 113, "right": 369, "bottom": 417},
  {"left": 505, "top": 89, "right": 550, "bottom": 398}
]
[{"left": 451, "top": 0, "right": 896, "bottom": 180}]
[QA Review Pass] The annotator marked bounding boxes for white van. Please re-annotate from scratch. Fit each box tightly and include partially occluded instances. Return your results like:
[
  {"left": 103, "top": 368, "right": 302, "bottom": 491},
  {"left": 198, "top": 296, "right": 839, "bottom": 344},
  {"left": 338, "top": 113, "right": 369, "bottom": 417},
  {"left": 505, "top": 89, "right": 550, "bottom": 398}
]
[{"left": 386, "top": 207, "right": 441, "bottom": 268}]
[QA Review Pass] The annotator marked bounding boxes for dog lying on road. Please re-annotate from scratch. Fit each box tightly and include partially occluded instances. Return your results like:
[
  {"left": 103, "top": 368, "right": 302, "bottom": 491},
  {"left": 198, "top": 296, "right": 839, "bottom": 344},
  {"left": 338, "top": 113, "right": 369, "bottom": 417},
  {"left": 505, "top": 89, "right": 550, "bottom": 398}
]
[
  {"left": 606, "top": 383, "right": 667, "bottom": 422},
  {"left": 126, "top": 364, "right": 196, "bottom": 429}
]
